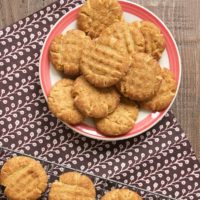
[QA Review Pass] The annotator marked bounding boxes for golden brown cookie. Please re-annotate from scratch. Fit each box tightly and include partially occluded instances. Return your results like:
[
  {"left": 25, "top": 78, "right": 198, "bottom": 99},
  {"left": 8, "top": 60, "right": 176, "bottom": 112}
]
[
  {"left": 72, "top": 76, "right": 120, "bottom": 118},
  {"left": 50, "top": 29, "right": 91, "bottom": 76},
  {"left": 48, "top": 79, "right": 85, "bottom": 125},
  {"left": 102, "top": 21, "right": 145, "bottom": 54},
  {"left": 132, "top": 21, "right": 165, "bottom": 60},
  {"left": 0, "top": 156, "right": 48, "bottom": 200},
  {"left": 101, "top": 189, "right": 142, "bottom": 200},
  {"left": 95, "top": 99, "right": 139, "bottom": 136},
  {"left": 117, "top": 52, "right": 162, "bottom": 101},
  {"left": 80, "top": 35, "right": 131, "bottom": 88},
  {"left": 48, "top": 172, "right": 96, "bottom": 200},
  {"left": 77, "top": 0, "right": 123, "bottom": 38},
  {"left": 140, "top": 68, "right": 177, "bottom": 111}
]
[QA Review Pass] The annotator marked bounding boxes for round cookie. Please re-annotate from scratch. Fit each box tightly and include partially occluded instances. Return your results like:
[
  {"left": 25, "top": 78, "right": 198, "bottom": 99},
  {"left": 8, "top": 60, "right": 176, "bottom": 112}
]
[
  {"left": 140, "top": 68, "right": 177, "bottom": 111},
  {"left": 0, "top": 156, "right": 48, "bottom": 200},
  {"left": 101, "top": 189, "right": 142, "bottom": 200},
  {"left": 48, "top": 79, "right": 85, "bottom": 125},
  {"left": 49, "top": 172, "right": 96, "bottom": 200},
  {"left": 77, "top": 0, "right": 123, "bottom": 38},
  {"left": 95, "top": 99, "right": 139, "bottom": 136},
  {"left": 50, "top": 29, "right": 91, "bottom": 76},
  {"left": 102, "top": 21, "right": 145, "bottom": 55},
  {"left": 72, "top": 76, "right": 120, "bottom": 118},
  {"left": 132, "top": 21, "right": 165, "bottom": 60},
  {"left": 117, "top": 52, "right": 162, "bottom": 101},
  {"left": 80, "top": 35, "right": 131, "bottom": 88}
]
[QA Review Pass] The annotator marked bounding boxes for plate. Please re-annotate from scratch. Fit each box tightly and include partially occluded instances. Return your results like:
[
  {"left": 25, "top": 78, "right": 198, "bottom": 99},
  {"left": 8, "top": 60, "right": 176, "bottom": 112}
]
[{"left": 39, "top": 0, "right": 181, "bottom": 141}]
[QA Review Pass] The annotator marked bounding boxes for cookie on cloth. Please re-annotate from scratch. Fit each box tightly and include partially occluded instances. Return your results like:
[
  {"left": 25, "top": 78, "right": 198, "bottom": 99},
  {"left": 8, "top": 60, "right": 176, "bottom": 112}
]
[
  {"left": 80, "top": 35, "right": 131, "bottom": 88},
  {"left": 50, "top": 29, "right": 91, "bottom": 76},
  {"left": 0, "top": 156, "right": 48, "bottom": 200},
  {"left": 102, "top": 21, "right": 145, "bottom": 54},
  {"left": 77, "top": 0, "right": 123, "bottom": 38},
  {"left": 101, "top": 188, "right": 142, "bottom": 200},
  {"left": 48, "top": 172, "right": 96, "bottom": 200},
  {"left": 140, "top": 68, "right": 177, "bottom": 111},
  {"left": 48, "top": 79, "right": 85, "bottom": 125},
  {"left": 72, "top": 76, "right": 120, "bottom": 118},
  {"left": 132, "top": 21, "right": 165, "bottom": 60},
  {"left": 95, "top": 99, "right": 139, "bottom": 136},
  {"left": 117, "top": 52, "right": 162, "bottom": 101}
]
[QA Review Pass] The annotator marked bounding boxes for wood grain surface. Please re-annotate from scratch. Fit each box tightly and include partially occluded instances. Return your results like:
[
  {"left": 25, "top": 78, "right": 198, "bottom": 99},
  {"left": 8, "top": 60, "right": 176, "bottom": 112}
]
[{"left": 0, "top": 0, "right": 199, "bottom": 158}]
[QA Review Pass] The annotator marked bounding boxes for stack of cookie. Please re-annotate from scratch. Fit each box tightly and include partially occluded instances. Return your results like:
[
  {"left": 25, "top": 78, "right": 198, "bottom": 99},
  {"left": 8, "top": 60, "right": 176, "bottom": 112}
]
[
  {"left": 0, "top": 156, "right": 142, "bottom": 200},
  {"left": 48, "top": 0, "right": 177, "bottom": 136}
]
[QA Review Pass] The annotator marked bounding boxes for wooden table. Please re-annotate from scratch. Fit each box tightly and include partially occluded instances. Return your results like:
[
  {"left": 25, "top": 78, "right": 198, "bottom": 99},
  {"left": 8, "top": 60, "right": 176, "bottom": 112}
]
[{"left": 0, "top": 0, "right": 199, "bottom": 159}]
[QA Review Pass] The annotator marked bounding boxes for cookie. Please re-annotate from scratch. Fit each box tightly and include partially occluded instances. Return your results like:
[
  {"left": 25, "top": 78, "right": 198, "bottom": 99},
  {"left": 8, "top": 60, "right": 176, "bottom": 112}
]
[
  {"left": 80, "top": 35, "right": 131, "bottom": 88},
  {"left": 102, "top": 21, "right": 145, "bottom": 54},
  {"left": 140, "top": 68, "right": 177, "bottom": 111},
  {"left": 95, "top": 99, "right": 139, "bottom": 136},
  {"left": 77, "top": 0, "right": 123, "bottom": 38},
  {"left": 48, "top": 79, "right": 85, "bottom": 125},
  {"left": 48, "top": 172, "right": 96, "bottom": 200},
  {"left": 72, "top": 76, "right": 120, "bottom": 118},
  {"left": 0, "top": 156, "right": 48, "bottom": 200},
  {"left": 50, "top": 29, "right": 91, "bottom": 76},
  {"left": 101, "top": 189, "right": 142, "bottom": 200},
  {"left": 132, "top": 21, "right": 165, "bottom": 60},
  {"left": 117, "top": 52, "right": 162, "bottom": 101}
]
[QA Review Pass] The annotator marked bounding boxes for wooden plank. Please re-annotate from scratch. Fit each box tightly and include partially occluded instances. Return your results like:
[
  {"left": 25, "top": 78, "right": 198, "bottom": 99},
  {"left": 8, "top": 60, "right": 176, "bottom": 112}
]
[{"left": 0, "top": 0, "right": 199, "bottom": 158}]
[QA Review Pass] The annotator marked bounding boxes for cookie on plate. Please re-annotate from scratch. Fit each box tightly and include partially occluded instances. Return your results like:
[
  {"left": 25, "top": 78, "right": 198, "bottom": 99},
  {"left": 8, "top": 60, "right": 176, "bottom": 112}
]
[
  {"left": 101, "top": 189, "right": 142, "bottom": 200},
  {"left": 0, "top": 156, "right": 48, "bottom": 200},
  {"left": 50, "top": 29, "right": 91, "bottom": 76},
  {"left": 48, "top": 172, "right": 96, "bottom": 200},
  {"left": 140, "top": 68, "right": 177, "bottom": 111},
  {"left": 117, "top": 52, "right": 162, "bottom": 101},
  {"left": 132, "top": 21, "right": 165, "bottom": 60},
  {"left": 77, "top": 0, "right": 123, "bottom": 38},
  {"left": 95, "top": 99, "right": 139, "bottom": 136},
  {"left": 80, "top": 35, "right": 131, "bottom": 88},
  {"left": 102, "top": 21, "right": 145, "bottom": 54},
  {"left": 72, "top": 76, "right": 120, "bottom": 118},
  {"left": 48, "top": 79, "right": 85, "bottom": 125}
]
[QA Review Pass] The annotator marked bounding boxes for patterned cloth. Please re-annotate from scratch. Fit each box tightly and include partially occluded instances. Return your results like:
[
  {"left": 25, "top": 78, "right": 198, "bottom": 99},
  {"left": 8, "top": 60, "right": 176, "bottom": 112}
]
[{"left": 0, "top": 0, "right": 200, "bottom": 199}]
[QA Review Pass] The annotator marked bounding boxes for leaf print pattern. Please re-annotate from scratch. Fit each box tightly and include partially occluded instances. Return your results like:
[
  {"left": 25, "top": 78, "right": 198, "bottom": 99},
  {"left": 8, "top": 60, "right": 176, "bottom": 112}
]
[{"left": 0, "top": 0, "right": 200, "bottom": 199}]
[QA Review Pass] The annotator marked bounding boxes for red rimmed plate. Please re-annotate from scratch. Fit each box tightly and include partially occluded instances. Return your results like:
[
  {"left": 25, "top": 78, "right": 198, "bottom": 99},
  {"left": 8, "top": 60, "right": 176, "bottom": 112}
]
[{"left": 39, "top": 0, "right": 181, "bottom": 141}]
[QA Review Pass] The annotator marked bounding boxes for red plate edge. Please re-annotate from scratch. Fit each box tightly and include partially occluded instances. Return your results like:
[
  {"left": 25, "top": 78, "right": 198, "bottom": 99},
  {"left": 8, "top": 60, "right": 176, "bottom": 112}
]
[{"left": 39, "top": 0, "right": 181, "bottom": 141}]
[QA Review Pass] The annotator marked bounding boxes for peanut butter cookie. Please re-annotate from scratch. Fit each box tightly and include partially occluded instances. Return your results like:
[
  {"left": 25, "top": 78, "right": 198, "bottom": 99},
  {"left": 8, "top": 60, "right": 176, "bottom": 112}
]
[
  {"left": 101, "top": 189, "right": 142, "bottom": 200},
  {"left": 48, "top": 79, "right": 85, "bottom": 125},
  {"left": 72, "top": 76, "right": 120, "bottom": 118},
  {"left": 49, "top": 172, "right": 96, "bottom": 200},
  {"left": 117, "top": 53, "right": 162, "bottom": 101},
  {"left": 132, "top": 21, "right": 165, "bottom": 60},
  {"left": 0, "top": 156, "right": 48, "bottom": 200},
  {"left": 95, "top": 99, "right": 139, "bottom": 136},
  {"left": 50, "top": 29, "right": 91, "bottom": 76},
  {"left": 78, "top": 0, "right": 123, "bottom": 38},
  {"left": 140, "top": 68, "right": 177, "bottom": 111},
  {"left": 80, "top": 35, "right": 131, "bottom": 88}
]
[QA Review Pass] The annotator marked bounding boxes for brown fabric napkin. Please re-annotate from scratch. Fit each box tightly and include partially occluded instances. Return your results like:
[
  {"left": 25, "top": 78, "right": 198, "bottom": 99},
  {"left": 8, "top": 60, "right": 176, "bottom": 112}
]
[{"left": 0, "top": 0, "right": 200, "bottom": 199}]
